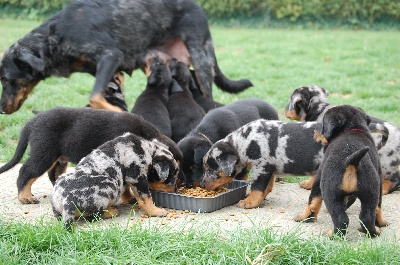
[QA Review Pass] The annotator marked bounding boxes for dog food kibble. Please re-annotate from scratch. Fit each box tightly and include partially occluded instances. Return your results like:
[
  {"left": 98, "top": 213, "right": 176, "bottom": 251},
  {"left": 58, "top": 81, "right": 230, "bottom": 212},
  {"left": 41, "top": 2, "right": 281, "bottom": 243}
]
[{"left": 177, "top": 187, "right": 228, "bottom": 197}]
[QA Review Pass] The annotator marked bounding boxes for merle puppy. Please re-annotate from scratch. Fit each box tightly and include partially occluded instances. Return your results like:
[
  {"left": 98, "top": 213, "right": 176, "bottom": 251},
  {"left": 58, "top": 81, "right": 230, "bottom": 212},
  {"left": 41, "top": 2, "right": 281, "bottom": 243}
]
[
  {"left": 0, "top": 0, "right": 252, "bottom": 114},
  {"left": 294, "top": 105, "right": 388, "bottom": 237},
  {"left": 285, "top": 85, "right": 400, "bottom": 194},
  {"left": 201, "top": 120, "right": 323, "bottom": 209},
  {"left": 131, "top": 57, "right": 172, "bottom": 138},
  {"left": 168, "top": 59, "right": 205, "bottom": 142},
  {"left": 0, "top": 107, "right": 182, "bottom": 204},
  {"left": 52, "top": 133, "right": 179, "bottom": 231},
  {"left": 178, "top": 98, "right": 279, "bottom": 187}
]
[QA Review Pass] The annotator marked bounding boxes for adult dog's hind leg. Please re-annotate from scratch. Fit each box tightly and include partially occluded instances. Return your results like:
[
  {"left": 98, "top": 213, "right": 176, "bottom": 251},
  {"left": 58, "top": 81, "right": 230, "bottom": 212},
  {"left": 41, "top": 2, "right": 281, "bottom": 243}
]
[{"left": 90, "top": 49, "right": 124, "bottom": 112}]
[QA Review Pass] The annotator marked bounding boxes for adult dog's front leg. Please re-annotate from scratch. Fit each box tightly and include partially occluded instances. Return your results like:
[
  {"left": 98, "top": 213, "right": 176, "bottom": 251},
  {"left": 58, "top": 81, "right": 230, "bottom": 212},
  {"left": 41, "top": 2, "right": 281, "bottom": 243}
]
[
  {"left": 90, "top": 50, "right": 124, "bottom": 112},
  {"left": 294, "top": 171, "right": 323, "bottom": 222}
]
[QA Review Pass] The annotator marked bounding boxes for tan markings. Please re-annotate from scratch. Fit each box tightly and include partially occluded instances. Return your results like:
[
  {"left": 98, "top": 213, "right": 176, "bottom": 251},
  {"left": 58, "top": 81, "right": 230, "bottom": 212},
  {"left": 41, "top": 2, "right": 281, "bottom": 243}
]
[
  {"left": 264, "top": 174, "right": 276, "bottom": 198},
  {"left": 119, "top": 186, "right": 135, "bottom": 205},
  {"left": 381, "top": 179, "right": 392, "bottom": 195},
  {"left": 90, "top": 93, "right": 123, "bottom": 112},
  {"left": 18, "top": 177, "right": 40, "bottom": 204},
  {"left": 313, "top": 129, "right": 329, "bottom": 145},
  {"left": 294, "top": 196, "right": 323, "bottom": 222},
  {"left": 191, "top": 181, "right": 201, "bottom": 188},
  {"left": 5, "top": 80, "right": 40, "bottom": 113},
  {"left": 103, "top": 207, "right": 119, "bottom": 219},
  {"left": 204, "top": 172, "right": 233, "bottom": 191},
  {"left": 114, "top": 72, "right": 125, "bottom": 91},
  {"left": 299, "top": 175, "right": 315, "bottom": 190},
  {"left": 284, "top": 108, "right": 301, "bottom": 121},
  {"left": 340, "top": 165, "right": 357, "bottom": 193},
  {"left": 323, "top": 229, "right": 333, "bottom": 238},
  {"left": 376, "top": 206, "right": 388, "bottom": 227},
  {"left": 129, "top": 184, "right": 167, "bottom": 216},
  {"left": 237, "top": 190, "right": 265, "bottom": 209},
  {"left": 149, "top": 181, "right": 175, "bottom": 193},
  {"left": 144, "top": 57, "right": 154, "bottom": 78}
]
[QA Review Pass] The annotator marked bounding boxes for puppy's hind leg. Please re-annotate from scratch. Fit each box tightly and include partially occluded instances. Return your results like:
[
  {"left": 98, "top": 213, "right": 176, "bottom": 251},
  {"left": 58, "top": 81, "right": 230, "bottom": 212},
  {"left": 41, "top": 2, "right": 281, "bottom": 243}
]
[{"left": 324, "top": 195, "right": 349, "bottom": 238}]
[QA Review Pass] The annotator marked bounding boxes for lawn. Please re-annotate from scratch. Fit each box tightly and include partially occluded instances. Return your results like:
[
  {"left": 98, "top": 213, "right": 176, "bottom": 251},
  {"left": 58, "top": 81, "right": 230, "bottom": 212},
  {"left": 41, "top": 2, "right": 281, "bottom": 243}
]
[{"left": 0, "top": 19, "right": 400, "bottom": 264}]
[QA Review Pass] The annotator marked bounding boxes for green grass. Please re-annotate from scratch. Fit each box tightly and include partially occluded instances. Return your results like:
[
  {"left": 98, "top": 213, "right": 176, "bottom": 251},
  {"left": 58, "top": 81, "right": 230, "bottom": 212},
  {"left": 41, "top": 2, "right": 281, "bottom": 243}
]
[
  {"left": 1, "top": 218, "right": 400, "bottom": 264},
  {"left": 0, "top": 19, "right": 400, "bottom": 264}
]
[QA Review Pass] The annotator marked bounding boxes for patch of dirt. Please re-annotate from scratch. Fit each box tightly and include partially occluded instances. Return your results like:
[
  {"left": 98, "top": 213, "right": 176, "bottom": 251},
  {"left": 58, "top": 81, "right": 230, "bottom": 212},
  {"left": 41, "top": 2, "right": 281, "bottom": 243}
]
[{"left": 1, "top": 164, "right": 399, "bottom": 241}]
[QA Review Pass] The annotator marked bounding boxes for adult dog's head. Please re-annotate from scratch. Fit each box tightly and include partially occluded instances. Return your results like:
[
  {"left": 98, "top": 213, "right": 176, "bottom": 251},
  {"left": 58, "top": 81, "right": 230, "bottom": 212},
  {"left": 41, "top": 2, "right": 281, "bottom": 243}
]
[
  {"left": 285, "top": 85, "right": 329, "bottom": 121},
  {"left": 314, "top": 105, "right": 371, "bottom": 145},
  {"left": 0, "top": 45, "right": 46, "bottom": 114}
]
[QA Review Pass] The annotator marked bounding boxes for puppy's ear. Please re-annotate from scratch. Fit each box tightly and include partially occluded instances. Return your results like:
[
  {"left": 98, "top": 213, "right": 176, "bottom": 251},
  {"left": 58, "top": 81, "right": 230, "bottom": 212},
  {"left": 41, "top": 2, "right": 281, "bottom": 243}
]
[
  {"left": 288, "top": 93, "right": 302, "bottom": 111},
  {"left": 16, "top": 50, "right": 45, "bottom": 72},
  {"left": 321, "top": 112, "right": 345, "bottom": 140},
  {"left": 153, "top": 160, "right": 170, "bottom": 181},
  {"left": 217, "top": 154, "right": 237, "bottom": 177},
  {"left": 193, "top": 143, "right": 211, "bottom": 165}
]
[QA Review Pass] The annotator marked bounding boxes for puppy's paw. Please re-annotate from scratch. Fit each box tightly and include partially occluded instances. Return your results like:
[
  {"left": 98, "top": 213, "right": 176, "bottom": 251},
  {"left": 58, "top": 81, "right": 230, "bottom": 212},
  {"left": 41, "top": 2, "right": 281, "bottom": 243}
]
[
  {"left": 103, "top": 207, "right": 119, "bottom": 219},
  {"left": 147, "top": 206, "right": 168, "bottom": 217},
  {"left": 237, "top": 199, "right": 259, "bottom": 209},
  {"left": 357, "top": 226, "right": 381, "bottom": 237},
  {"left": 299, "top": 176, "right": 314, "bottom": 190},
  {"left": 18, "top": 195, "right": 40, "bottom": 204}
]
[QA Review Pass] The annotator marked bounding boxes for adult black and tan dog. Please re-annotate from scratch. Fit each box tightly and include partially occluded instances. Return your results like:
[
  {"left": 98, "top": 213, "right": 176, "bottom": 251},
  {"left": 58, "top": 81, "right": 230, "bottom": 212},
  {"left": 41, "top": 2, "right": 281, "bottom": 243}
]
[
  {"left": 52, "top": 132, "right": 179, "bottom": 231},
  {"left": 0, "top": 0, "right": 252, "bottom": 114},
  {"left": 178, "top": 98, "right": 279, "bottom": 187},
  {"left": 0, "top": 107, "right": 183, "bottom": 204},
  {"left": 294, "top": 105, "right": 388, "bottom": 237},
  {"left": 285, "top": 85, "right": 400, "bottom": 194}
]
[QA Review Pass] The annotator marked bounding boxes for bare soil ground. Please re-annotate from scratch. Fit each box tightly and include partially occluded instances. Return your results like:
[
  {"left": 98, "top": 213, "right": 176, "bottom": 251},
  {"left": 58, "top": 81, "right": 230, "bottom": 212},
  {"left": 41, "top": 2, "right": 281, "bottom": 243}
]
[{"left": 1, "top": 164, "right": 399, "bottom": 242}]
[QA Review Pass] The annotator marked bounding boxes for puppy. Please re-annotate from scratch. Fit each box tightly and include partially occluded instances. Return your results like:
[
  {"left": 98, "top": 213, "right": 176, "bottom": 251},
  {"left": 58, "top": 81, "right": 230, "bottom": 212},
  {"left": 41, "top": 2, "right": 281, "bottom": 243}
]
[
  {"left": 131, "top": 58, "right": 172, "bottom": 138},
  {"left": 201, "top": 119, "right": 323, "bottom": 209},
  {"left": 0, "top": 107, "right": 183, "bottom": 204},
  {"left": 189, "top": 70, "right": 224, "bottom": 113},
  {"left": 294, "top": 105, "right": 388, "bottom": 237},
  {"left": 52, "top": 133, "right": 179, "bottom": 231},
  {"left": 285, "top": 85, "right": 400, "bottom": 194},
  {"left": 168, "top": 59, "right": 206, "bottom": 142},
  {"left": 178, "top": 98, "right": 279, "bottom": 187}
]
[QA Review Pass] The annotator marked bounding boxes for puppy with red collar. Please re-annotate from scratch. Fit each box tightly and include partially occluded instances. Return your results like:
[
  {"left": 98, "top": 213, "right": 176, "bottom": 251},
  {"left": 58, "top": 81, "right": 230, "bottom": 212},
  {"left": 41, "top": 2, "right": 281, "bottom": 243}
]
[{"left": 294, "top": 105, "right": 388, "bottom": 237}]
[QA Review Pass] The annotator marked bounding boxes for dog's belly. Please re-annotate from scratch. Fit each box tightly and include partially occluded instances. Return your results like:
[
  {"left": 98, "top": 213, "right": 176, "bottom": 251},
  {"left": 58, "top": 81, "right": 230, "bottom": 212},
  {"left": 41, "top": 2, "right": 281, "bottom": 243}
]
[{"left": 144, "top": 37, "right": 191, "bottom": 66}]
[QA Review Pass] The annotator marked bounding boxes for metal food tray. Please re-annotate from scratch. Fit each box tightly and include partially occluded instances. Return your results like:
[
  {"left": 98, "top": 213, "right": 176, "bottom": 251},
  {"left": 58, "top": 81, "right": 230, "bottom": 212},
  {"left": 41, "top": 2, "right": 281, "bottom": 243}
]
[{"left": 150, "top": 180, "right": 249, "bottom": 213}]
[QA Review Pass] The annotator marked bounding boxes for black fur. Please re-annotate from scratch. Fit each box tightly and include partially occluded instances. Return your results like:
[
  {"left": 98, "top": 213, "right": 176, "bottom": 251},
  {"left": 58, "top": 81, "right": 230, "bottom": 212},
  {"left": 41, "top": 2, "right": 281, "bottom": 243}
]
[
  {"left": 131, "top": 58, "right": 172, "bottom": 137},
  {"left": 168, "top": 59, "right": 205, "bottom": 142},
  {"left": 189, "top": 70, "right": 224, "bottom": 112},
  {"left": 295, "top": 105, "right": 387, "bottom": 237},
  {"left": 0, "top": 107, "right": 183, "bottom": 204},
  {"left": 0, "top": 0, "right": 252, "bottom": 114},
  {"left": 178, "top": 98, "right": 279, "bottom": 186}
]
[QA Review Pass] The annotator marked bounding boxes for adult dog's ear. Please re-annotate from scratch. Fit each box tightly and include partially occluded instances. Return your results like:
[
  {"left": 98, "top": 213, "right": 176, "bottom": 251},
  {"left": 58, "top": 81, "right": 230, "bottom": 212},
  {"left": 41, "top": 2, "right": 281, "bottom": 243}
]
[
  {"left": 217, "top": 154, "right": 237, "bottom": 177},
  {"left": 16, "top": 50, "right": 45, "bottom": 72}
]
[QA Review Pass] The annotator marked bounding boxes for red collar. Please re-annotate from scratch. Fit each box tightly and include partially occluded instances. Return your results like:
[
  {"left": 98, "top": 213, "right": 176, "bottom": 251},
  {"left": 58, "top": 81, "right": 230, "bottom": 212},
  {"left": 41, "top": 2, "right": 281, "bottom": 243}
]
[{"left": 350, "top": 127, "right": 365, "bottom": 132}]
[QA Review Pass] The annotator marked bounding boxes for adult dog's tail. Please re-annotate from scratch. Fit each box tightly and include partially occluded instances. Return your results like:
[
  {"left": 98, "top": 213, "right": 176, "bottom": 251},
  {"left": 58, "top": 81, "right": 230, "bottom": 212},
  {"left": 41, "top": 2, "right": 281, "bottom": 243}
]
[
  {"left": 346, "top": 146, "right": 370, "bottom": 168},
  {"left": 213, "top": 54, "right": 253, "bottom": 94},
  {"left": 0, "top": 122, "right": 30, "bottom": 174}
]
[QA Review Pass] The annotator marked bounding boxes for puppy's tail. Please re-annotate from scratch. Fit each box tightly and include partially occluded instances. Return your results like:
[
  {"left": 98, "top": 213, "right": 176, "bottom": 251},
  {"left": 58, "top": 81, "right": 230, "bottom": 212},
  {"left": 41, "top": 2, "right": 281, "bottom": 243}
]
[
  {"left": 0, "top": 122, "right": 30, "bottom": 174},
  {"left": 213, "top": 54, "right": 253, "bottom": 94},
  {"left": 369, "top": 123, "right": 389, "bottom": 147},
  {"left": 346, "top": 146, "right": 370, "bottom": 168}
]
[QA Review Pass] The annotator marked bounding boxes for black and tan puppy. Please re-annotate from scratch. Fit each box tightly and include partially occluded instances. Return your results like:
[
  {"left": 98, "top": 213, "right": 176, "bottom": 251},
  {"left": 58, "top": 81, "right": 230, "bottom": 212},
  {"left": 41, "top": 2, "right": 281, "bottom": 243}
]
[
  {"left": 0, "top": 0, "right": 252, "bottom": 114},
  {"left": 178, "top": 98, "right": 279, "bottom": 187},
  {"left": 131, "top": 58, "right": 172, "bottom": 138},
  {"left": 285, "top": 85, "right": 400, "bottom": 194},
  {"left": 0, "top": 107, "right": 182, "bottom": 204},
  {"left": 294, "top": 105, "right": 388, "bottom": 237},
  {"left": 168, "top": 59, "right": 206, "bottom": 142},
  {"left": 201, "top": 120, "right": 323, "bottom": 209},
  {"left": 52, "top": 133, "right": 179, "bottom": 231}
]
